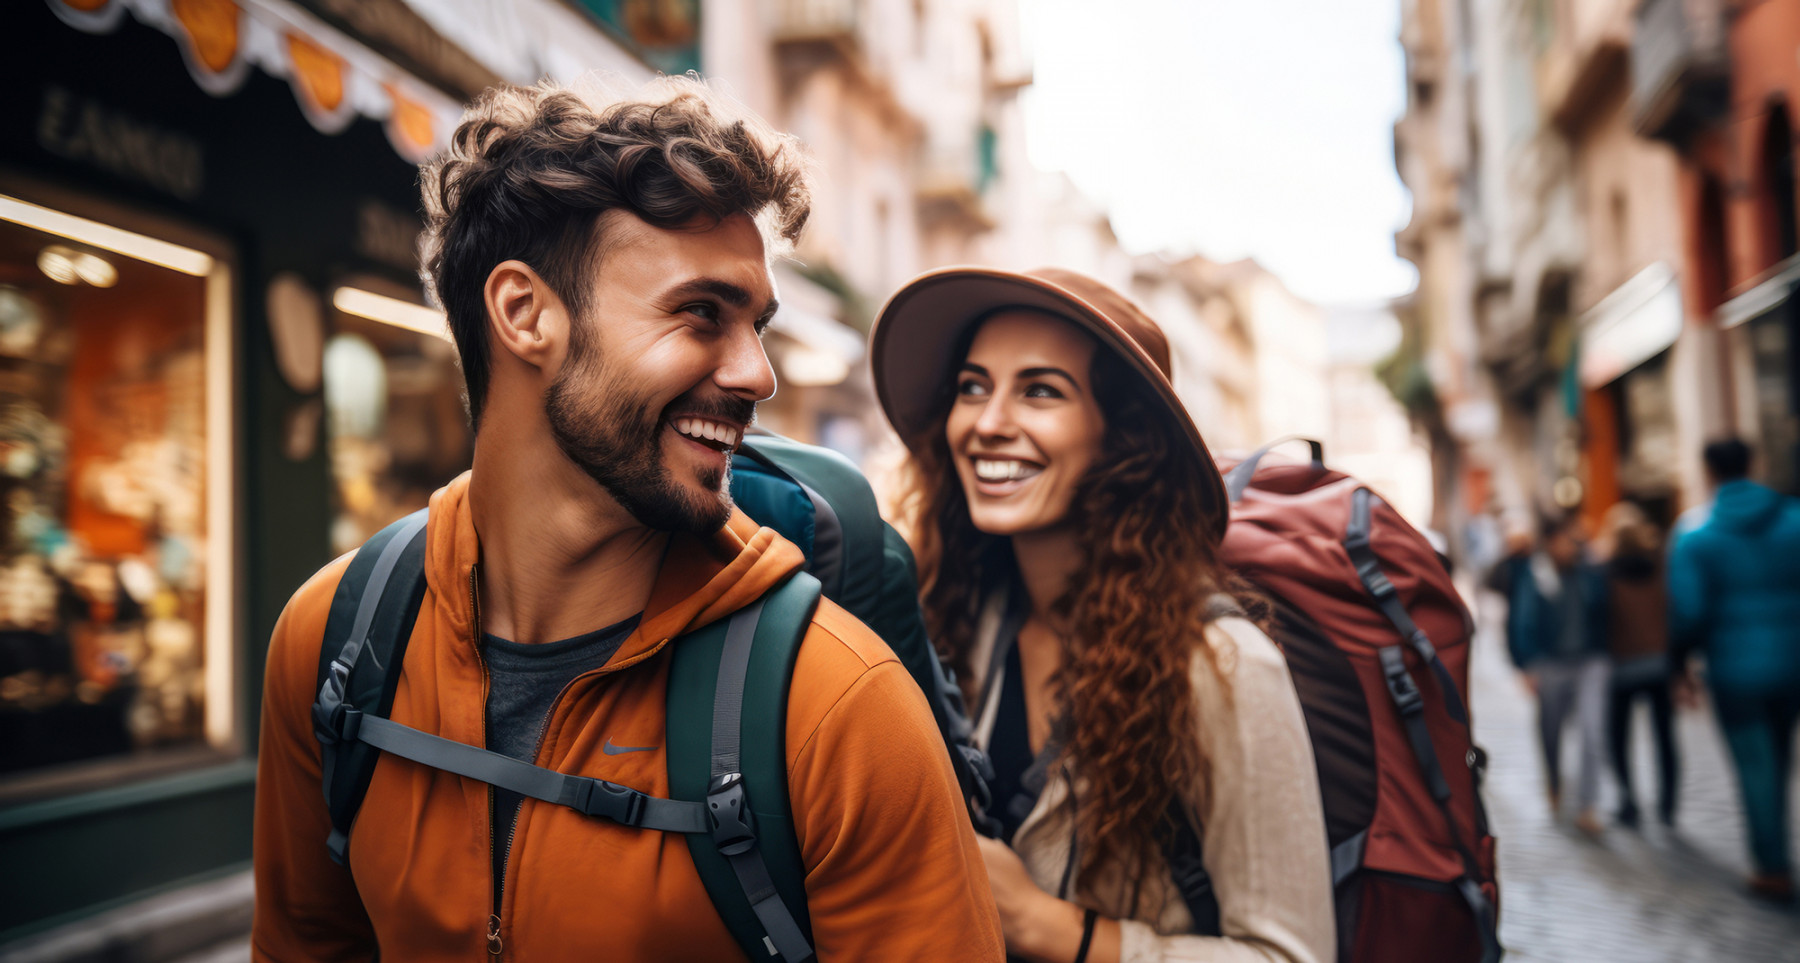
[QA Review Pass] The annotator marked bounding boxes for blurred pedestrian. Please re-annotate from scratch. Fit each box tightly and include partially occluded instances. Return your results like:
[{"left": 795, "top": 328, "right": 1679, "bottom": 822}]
[
  {"left": 874, "top": 267, "right": 1334, "bottom": 962},
  {"left": 1597, "top": 502, "right": 1677, "bottom": 828},
  {"left": 1669, "top": 438, "right": 1800, "bottom": 903},
  {"left": 1503, "top": 513, "right": 1610, "bottom": 837}
]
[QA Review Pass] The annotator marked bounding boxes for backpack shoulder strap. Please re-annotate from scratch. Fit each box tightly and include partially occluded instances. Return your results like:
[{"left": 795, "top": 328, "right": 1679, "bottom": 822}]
[
  {"left": 312, "top": 509, "right": 430, "bottom": 865},
  {"left": 1342, "top": 487, "right": 1500, "bottom": 963},
  {"left": 737, "top": 435, "right": 883, "bottom": 612},
  {"left": 1163, "top": 801, "right": 1222, "bottom": 936},
  {"left": 668, "top": 572, "right": 822, "bottom": 962}
]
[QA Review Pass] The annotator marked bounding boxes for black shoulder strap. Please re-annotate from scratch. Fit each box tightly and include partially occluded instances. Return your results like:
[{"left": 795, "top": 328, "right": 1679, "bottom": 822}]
[
  {"left": 1163, "top": 599, "right": 1231, "bottom": 934},
  {"left": 1163, "top": 800, "right": 1222, "bottom": 936},
  {"left": 312, "top": 509, "right": 430, "bottom": 865},
  {"left": 1343, "top": 488, "right": 1501, "bottom": 963},
  {"left": 670, "top": 572, "right": 822, "bottom": 963}
]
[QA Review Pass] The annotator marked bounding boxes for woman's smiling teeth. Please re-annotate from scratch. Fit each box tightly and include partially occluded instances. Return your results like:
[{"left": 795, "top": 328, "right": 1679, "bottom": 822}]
[
  {"left": 972, "top": 458, "right": 1042, "bottom": 483},
  {"left": 672, "top": 417, "right": 741, "bottom": 452}
]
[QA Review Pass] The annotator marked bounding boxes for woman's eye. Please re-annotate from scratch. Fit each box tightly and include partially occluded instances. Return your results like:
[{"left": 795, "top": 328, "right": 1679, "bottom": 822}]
[
  {"left": 956, "top": 378, "right": 988, "bottom": 397},
  {"left": 1024, "top": 383, "right": 1064, "bottom": 399}
]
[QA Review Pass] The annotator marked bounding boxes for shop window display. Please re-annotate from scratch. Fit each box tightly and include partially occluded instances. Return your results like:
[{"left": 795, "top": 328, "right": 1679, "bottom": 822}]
[
  {"left": 1748, "top": 312, "right": 1799, "bottom": 495},
  {"left": 326, "top": 308, "right": 472, "bottom": 555},
  {"left": 0, "top": 208, "right": 226, "bottom": 786}
]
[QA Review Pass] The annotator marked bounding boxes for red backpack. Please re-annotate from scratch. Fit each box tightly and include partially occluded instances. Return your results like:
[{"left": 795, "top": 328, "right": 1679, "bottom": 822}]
[{"left": 1177, "top": 440, "right": 1501, "bottom": 963}]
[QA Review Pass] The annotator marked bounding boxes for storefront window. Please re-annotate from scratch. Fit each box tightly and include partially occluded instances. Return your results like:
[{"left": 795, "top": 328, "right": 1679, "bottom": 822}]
[
  {"left": 1616, "top": 354, "right": 1679, "bottom": 505},
  {"left": 1748, "top": 311, "right": 1799, "bottom": 495},
  {"left": 0, "top": 195, "right": 234, "bottom": 792},
  {"left": 325, "top": 293, "right": 472, "bottom": 554}
]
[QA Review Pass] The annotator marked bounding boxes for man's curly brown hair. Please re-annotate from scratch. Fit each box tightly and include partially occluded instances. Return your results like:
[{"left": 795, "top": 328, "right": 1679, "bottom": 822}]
[
  {"left": 904, "top": 325, "right": 1241, "bottom": 903},
  {"left": 419, "top": 77, "right": 811, "bottom": 428}
]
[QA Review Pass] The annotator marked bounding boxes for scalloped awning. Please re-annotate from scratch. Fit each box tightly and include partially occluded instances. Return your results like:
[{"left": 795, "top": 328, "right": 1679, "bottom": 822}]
[{"left": 48, "top": 0, "right": 465, "bottom": 162}]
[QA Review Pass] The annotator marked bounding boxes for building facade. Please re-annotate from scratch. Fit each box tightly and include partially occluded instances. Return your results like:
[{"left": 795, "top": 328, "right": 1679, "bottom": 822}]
[
  {"left": 1638, "top": 0, "right": 1800, "bottom": 498},
  {"left": 1391, "top": 0, "right": 1780, "bottom": 561}
]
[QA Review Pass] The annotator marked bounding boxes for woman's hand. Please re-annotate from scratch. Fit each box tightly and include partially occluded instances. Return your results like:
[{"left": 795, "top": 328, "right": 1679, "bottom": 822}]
[{"left": 976, "top": 836, "right": 1118, "bottom": 962}]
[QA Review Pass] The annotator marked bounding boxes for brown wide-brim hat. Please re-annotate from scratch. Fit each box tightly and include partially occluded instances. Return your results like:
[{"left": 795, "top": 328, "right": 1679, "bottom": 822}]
[{"left": 870, "top": 265, "right": 1229, "bottom": 541}]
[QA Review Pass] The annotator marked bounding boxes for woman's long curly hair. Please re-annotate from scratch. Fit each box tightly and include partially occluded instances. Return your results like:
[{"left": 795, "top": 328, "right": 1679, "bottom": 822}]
[{"left": 903, "top": 315, "right": 1240, "bottom": 897}]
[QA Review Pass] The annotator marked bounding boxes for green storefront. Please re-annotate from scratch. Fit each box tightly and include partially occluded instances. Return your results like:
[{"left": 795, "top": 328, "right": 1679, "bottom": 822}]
[{"left": 0, "top": 0, "right": 487, "bottom": 947}]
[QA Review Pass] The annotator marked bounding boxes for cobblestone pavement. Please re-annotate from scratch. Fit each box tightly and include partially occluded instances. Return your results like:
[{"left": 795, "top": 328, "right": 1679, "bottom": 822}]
[{"left": 1467, "top": 595, "right": 1800, "bottom": 962}]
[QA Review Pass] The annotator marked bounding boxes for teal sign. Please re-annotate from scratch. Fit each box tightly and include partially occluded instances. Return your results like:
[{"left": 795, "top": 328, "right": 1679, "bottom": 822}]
[{"left": 568, "top": 0, "right": 702, "bottom": 75}]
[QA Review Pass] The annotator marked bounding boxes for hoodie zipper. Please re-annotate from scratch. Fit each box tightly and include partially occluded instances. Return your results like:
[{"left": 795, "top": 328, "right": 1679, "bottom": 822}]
[
  {"left": 470, "top": 566, "right": 504, "bottom": 960},
  {"left": 476, "top": 562, "right": 642, "bottom": 960}
]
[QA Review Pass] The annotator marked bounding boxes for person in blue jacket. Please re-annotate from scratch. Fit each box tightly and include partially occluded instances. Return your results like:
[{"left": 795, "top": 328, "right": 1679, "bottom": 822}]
[
  {"left": 1670, "top": 438, "right": 1800, "bottom": 902},
  {"left": 1503, "top": 513, "right": 1611, "bottom": 837}
]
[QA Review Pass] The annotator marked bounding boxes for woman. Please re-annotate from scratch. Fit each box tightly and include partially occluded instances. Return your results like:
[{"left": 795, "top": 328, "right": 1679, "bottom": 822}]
[
  {"left": 1596, "top": 501, "right": 1677, "bottom": 828},
  {"left": 870, "top": 267, "right": 1334, "bottom": 963}
]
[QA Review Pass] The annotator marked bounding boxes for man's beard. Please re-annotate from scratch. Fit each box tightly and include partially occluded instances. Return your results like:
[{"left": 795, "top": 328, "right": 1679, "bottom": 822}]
[{"left": 542, "top": 340, "right": 752, "bottom": 535}]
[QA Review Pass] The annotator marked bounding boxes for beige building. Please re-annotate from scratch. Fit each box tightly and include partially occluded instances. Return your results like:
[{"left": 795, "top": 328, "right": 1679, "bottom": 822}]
[{"left": 1395, "top": 0, "right": 1726, "bottom": 555}]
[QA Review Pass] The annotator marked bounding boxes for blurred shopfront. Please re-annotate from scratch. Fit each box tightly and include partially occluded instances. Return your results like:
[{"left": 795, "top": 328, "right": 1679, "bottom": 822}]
[
  {"left": 0, "top": 0, "right": 479, "bottom": 942},
  {"left": 1718, "top": 260, "right": 1800, "bottom": 498},
  {"left": 1578, "top": 264, "right": 1688, "bottom": 527}
]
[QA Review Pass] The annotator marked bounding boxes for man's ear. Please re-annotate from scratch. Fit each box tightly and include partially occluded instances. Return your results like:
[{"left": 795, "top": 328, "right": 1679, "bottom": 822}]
[{"left": 484, "top": 260, "right": 569, "bottom": 371}]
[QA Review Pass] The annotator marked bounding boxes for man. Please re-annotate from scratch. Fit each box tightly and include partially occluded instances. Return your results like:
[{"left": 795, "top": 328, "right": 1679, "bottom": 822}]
[
  {"left": 1670, "top": 438, "right": 1800, "bottom": 902},
  {"left": 252, "top": 79, "right": 1003, "bottom": 960},
  {"left": 1502, "top": 514, "right": 1610, "bottom": 837}
]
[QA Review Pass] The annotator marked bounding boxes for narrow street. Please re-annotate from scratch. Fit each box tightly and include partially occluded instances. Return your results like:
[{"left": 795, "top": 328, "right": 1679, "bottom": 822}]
[{"left": 1468, "top": 595, "right": 1800, "bottom": 962}]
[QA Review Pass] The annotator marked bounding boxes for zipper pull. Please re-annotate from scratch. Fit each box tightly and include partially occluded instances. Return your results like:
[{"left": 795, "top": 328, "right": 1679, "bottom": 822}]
[{"left": 486, "top": 914, "right": 503, "bottom": 958}]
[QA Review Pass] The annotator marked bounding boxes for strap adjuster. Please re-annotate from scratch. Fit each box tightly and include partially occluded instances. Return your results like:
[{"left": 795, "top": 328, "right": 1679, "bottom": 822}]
[
  {"left": 1353, "top": 556, "right": 1396, "bottom": 599},
  {"left": 707, "top": 772, "right": 758, "bottom": 856},
  {"left": 312, "top": 657, "right": 355, "bottom": 745}
]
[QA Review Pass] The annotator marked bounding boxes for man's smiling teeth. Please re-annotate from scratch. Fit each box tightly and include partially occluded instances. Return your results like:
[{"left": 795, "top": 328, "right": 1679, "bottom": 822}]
[
  {"left": 673, "top": 417, "right": 741, "bottom": 450},
  {"left": 973, "top": 459, "right": 1041, "bottom": 482}
]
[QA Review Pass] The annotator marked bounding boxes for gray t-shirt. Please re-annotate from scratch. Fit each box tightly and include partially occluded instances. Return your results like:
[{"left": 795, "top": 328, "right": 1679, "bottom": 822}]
[{"left": 483, "top": 613, "right": 640, "bottom": 899}]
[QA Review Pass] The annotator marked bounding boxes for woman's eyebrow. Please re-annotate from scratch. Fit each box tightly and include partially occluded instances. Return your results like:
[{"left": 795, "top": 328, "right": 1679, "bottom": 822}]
[
  {"left": 1018, "top": 366, "right": 1079, "bottom": 385},
  {"left": 959, "top": 362, "right": 989, "bottom": 376}
]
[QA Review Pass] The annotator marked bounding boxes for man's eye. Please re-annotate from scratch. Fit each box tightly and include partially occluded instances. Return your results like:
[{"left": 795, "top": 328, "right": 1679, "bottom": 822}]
[{"left": 683, "top": 302, "right": 720, "bottom": 323}]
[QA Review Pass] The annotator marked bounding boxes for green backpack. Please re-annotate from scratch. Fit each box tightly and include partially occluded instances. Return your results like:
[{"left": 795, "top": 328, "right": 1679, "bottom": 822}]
[{"left": 309, "top": 433, "right": 989, "bottom": 963}]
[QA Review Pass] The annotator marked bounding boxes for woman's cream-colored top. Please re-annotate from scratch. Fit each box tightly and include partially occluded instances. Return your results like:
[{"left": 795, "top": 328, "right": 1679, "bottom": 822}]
[{"left": 970, "top": 601, "right": 1335, "bottom": 963}]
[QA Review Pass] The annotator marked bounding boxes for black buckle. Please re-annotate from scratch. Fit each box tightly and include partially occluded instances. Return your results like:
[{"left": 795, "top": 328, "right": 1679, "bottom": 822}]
[
  {"left": 1384, "top": 666, "right": 1423, "bottom": 717},
  {"left": 575, "top": 779, "right": 647, "bottom": 826},
  {"left": 706, "top": 772, "right": 758, "bottom": 857}
]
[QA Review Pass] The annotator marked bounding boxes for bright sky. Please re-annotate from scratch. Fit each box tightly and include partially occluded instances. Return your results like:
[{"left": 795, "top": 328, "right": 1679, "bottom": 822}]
[{"left": 1020, "top": 0, "right": 1417, "bottom": 306}]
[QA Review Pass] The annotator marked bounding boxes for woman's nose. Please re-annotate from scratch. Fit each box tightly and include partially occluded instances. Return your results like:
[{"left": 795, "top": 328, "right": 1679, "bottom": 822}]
[{"left": 972, "top": 395, "right": 1015, "bottom": 439}]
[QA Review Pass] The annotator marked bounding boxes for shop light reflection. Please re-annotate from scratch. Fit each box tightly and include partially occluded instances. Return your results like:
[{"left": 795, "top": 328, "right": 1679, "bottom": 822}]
[
  {"left": 0, "top": 194, "right": 214, "bottom": 275},
  {"left": 332, "top": 286, "right": 450, "bottom": 341}
]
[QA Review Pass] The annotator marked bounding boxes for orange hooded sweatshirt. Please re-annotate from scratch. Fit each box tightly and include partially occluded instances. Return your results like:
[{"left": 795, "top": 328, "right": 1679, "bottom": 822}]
[{"left": 252, "top": 475, "right": 1003, "bottom": 961}]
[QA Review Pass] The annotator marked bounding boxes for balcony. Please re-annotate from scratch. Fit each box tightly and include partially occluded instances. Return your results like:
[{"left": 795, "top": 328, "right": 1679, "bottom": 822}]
[
  {"left": 1631, "top": 0, "right": 1730, "bottom": 143},
  {"left": 916, "top": 138, "right": 996, "bottom": 233},
  {"left": 771, "top": 0, "right": 857, "bottom": 46},
  {"left": 1532, "top": 0, "right": 1635, "bottom": 131}
]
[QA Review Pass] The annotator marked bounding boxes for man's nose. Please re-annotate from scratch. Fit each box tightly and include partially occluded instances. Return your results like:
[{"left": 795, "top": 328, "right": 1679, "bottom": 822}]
[{"left": 715, "top": 323, "right": 777, "bottom": 402}]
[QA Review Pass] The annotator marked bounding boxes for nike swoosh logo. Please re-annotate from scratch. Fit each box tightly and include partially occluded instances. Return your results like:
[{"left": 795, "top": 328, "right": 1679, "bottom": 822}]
[{"left": 603, "top": 738, "right": 658, "bottom": 755}]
